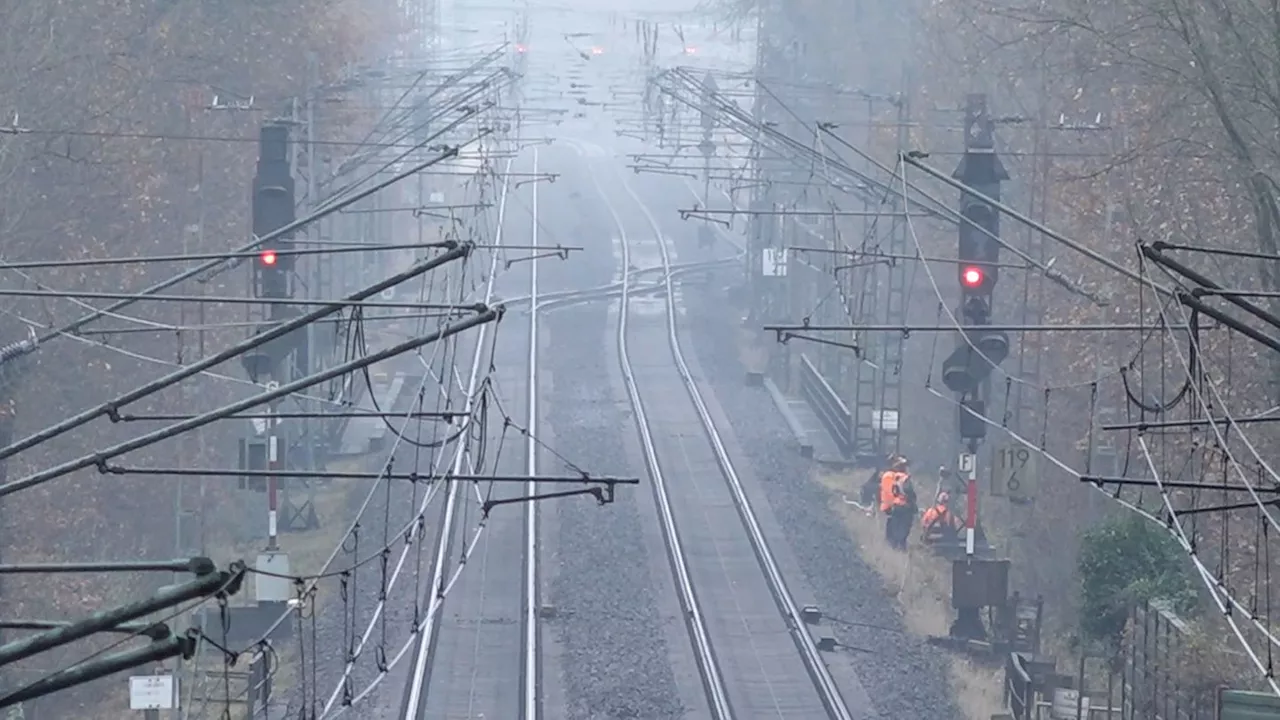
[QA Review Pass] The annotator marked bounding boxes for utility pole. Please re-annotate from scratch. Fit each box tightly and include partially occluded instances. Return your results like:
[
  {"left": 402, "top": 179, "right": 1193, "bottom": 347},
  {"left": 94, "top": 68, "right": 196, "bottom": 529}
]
[
  {"left": 241, "top": 122, "right": 298, "bottom": 608},
  {"left": 939, "top": 93, "right": 1009, "bottom": 637}
]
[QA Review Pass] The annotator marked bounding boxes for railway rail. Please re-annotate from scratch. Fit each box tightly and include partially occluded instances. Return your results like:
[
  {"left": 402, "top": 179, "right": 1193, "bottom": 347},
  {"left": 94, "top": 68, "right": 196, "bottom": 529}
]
[
  {"left": 585, "top": 150, "right": 855, "bottom": 719},
  {"left": 398, "top": 154, "right": 543, "bottom": 720},
  {"left": 521, "top": 148, "right": 542, "bottom": 720}
]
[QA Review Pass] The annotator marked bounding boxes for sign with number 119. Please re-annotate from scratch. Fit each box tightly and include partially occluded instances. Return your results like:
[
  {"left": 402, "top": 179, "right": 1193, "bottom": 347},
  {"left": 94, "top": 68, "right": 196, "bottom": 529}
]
[{"left": 993, "top": 445, "right": 1036, "bottom": 500}]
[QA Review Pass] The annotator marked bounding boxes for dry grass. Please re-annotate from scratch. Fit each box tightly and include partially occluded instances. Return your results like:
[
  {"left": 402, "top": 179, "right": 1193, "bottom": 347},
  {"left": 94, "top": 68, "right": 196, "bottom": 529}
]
[{"left": 816, "top": 468, "right": 1006, "bottom": 720}]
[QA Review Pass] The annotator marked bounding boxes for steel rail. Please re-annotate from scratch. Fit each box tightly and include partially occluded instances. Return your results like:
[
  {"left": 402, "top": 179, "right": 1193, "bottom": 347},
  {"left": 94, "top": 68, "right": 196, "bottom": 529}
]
[
  {"left": 587, "top": 151, "right": 735, "bottom": 720},
  {"left": 526, "top": 258, "right": 737, "bottom": 313},
  {"left": 521, "top": 147, "right": 541, "bottom": 720},
  {"left": 399, "top": 156, "right": 516, "bottom": 719},
  {"left": 615, "top": 165, "right": 855, "bottom": 720}
]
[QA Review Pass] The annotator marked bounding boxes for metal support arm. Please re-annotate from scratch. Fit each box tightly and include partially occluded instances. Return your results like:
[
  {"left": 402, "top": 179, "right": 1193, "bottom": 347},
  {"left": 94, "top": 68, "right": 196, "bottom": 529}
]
[
  {"left": 0, "top": 557, "right": 214, "bottom": 575},
  {"left": 0, "top": 563, "right": 240, "bottom": 666},
  {"left": 0, "top": 630, "right": 198, "bottom": 710}
]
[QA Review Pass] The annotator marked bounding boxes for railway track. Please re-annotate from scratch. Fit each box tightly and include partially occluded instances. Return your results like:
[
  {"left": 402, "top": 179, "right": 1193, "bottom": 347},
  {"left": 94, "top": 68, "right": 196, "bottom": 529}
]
[
  {"left": 399, "top": 154, "right": 542, "bottom": 720},
  {"left": 588, "top": 153, "right": 854, "bottom": 720},
  {"left": 522, "top": 148, "right": 542, "bottom": 720}
]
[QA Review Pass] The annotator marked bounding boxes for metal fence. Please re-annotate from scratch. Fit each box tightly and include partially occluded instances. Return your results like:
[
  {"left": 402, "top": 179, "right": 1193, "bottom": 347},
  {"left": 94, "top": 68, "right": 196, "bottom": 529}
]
[
  {"left": 1001, "top": 600, "right": 1224, "bottom": 719},
  {"left": 1122, "top": 600, "right": 1214, "bottom": 720}
]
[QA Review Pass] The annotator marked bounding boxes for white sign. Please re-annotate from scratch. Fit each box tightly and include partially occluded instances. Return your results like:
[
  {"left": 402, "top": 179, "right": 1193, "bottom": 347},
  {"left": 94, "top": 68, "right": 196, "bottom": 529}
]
[
  {"left": 872, "top": 409, "right": 899, "bottom": 431},
  {"left": 264, "top": 380, "right": 279, "bottom": 392},
  {"left": 380, "top": 287, "right": 395, "bottom": 301},
  {"left": 1051, "top": 688, "right": 1089, "bottom": 719},
  {"left": 129, "top": 675, "right": 177, "bottom": 710},
  {"left": 993, "top": 444, "right": 1037, "bottom": 499},
  {"left": 958, "top": 452, "right": 975, "bottom": 474},
  {"left": 762, "top": 248, "right": 788, "bottom": 277},
  {"left": 429, "top": 192, "right": 445, "bottom": 204}
]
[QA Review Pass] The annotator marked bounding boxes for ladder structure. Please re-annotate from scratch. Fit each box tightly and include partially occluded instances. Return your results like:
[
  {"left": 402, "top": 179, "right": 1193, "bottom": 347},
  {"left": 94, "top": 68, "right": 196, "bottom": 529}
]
[
  {"left": 1012, "top": 111, "right": 1050, "bottom": 428},
  {"left": 846, "top": 94, "right": 910, "bottom": 463}
]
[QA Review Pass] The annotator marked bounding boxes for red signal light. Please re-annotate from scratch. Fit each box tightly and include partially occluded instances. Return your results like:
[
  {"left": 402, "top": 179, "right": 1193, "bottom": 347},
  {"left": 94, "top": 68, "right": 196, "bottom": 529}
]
[
  {"left": 515, "top": 43, "right": 527, "bottom": 53},
  {"left": 961, "top": 266, "right": 984, "bottom": 288},
  {"left": 260, "top": 250, "right": 278, "bottom": 266},
  {"left": 590, "top": 46, "right": 604, "bottom": 55}
]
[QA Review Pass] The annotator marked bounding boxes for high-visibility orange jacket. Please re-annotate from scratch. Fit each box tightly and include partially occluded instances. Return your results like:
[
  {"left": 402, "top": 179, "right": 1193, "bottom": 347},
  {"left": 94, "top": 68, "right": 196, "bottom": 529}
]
[
  {"left": 922, "top": 503, "right": 960, "bottom": 533},
  {"left": 879, "top": 471, "right": 909, "bottom": 513}
]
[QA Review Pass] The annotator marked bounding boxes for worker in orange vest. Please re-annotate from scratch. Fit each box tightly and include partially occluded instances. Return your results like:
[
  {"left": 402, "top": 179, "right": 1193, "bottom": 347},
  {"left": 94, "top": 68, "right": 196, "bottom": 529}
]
[
  {"left": 921, "top": 491, "right": 962, "bottom": 543},
  {"left": 878, "top": 455, "right": 915, "bottom": 549},
  {"left": 857, "top": 453, "right": 897, "bottom": 514}
]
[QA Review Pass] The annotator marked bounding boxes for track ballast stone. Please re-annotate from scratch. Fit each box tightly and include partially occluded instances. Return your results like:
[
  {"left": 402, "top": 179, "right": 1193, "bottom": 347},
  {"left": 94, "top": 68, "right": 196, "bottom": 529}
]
[
  {"left": 684, "top": 279, "right": 963, "bottom": 720},
  {"left": 545, "top": 303, "right": 687, "bottom": 720}
]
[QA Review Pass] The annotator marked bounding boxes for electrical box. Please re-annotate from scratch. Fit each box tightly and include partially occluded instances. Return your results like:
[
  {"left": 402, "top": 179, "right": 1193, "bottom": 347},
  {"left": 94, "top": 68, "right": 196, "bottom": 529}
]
[
  {"left": 952, "top": 558, "right": 1010, "bottom": 609},
  {"left": 1219, "top": 689, "right": 1280, "bottom": 719}
]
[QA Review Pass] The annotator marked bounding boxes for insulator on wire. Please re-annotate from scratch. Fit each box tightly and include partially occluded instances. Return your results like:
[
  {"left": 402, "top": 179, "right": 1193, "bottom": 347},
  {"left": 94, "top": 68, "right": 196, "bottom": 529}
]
[{"left": 0, "top": 328, "right": 38, "bottom": 364}]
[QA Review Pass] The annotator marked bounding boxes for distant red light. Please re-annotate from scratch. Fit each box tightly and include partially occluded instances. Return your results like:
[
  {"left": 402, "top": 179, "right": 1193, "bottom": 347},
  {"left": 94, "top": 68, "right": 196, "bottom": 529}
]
[
  {"left": 515, "top": 43, "right": 527, "bottom": 53},
  {"left": 684, "top": 46, "right": 697, "bottom": 54},
  {"left": 590, "top": 46, "right": 604, "bottom": 55},
  {"left": 261, "top": 250, "right": 278, "bottom": 266},
  {"left": 961, "top": 266, "right": 983, "bottom": 287}
]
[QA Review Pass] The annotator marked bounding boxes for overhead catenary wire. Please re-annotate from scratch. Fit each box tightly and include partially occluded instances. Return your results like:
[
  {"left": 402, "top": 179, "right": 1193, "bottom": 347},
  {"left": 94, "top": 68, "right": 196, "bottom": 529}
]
[
  {"left": 0, "top": 47, "right": 520, "bottom": 718},
  {"left": 0, "top": 287, "right": 484, "bottom": 311},
  {"left": 322, "top": 66, "right": 512, "bottom": 199},
  {"left": 0, "top": 303, "right": 340, "bottom": 405},
  {"left": 1135, "top": 258, "right": 1280, "bottom": 522},
  {"left": 1, "top": 130, "right": 472, "bottom": 364},
  {"left": 895, "top": 135, "right": 1280, "bottom": 690},
  {"left": 0, "top": 241, "right": 449, "bottom": 272},
  {"left": 64, "top": 312, "right": 453, "bottom": 337},
  {"left": 924, "top": 383, "right": 1280, "bottom": 696},
  {"left": 898, "top": 160, "right": 1142, "bottom": 391},
  {"left": 333, "top": 155, "right": 519, "bottom": 720},
  {"left": 327, "top": 47, "right": 507, "bottom": 184},
  {"left": 899, "top": 151, "right": 1176, "bottom": 299},
  {"left": 0, "top": 244, "right": 473, "bottom": 467},
  {"left": 0, "top": 305, "right": 499, "bottom": 498},
  {"left": 210, "top": 143, "right": 552, "bottom": 716}
]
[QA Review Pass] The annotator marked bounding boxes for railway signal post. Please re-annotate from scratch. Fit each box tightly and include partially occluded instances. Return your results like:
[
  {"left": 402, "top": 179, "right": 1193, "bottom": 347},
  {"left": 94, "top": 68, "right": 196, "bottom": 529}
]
[
  {"left": 242, "top": 121, "right": 299, "bottom": 613},
  {"left": 942, "top": 94, "right": 1010, "bottom": 642}
]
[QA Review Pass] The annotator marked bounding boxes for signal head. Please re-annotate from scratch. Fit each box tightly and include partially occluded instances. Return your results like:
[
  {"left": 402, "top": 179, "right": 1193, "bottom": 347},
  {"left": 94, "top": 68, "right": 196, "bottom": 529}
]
[{"left": 975, "top": 329, "right": 1010, "bottom": 366}]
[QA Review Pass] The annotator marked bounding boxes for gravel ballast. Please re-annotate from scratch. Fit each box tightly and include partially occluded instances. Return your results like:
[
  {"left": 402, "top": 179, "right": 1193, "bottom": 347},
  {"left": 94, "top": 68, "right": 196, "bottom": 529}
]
[
  {"left": 534, "top": 147, "right": 689, "bottom": 720},
  {"left": 543, "top": 302, "right": 688, "bottom": 720}
]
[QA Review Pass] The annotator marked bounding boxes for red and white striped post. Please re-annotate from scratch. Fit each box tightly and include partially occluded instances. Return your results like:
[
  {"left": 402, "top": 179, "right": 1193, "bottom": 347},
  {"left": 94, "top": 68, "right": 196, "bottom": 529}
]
[
  {"left": 960, "top": 451, "right": 977, "bottom": 555},
  {"left": 266, "top": 430, "right": 280, "bottom": 550}
]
